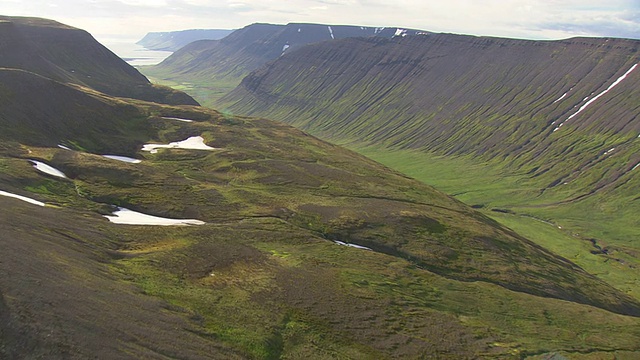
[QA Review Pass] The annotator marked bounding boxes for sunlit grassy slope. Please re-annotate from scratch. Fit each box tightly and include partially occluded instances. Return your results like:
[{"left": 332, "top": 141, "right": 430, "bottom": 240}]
[
  {"left": 206, "top": 33, "right": 640, "bottom": 322},
  {"left": 2, "top": 68, "right": 640, "bottom": 358},
  {"left": 356, "top": 146, "right": 640, "bottom": 302},
  {"left": 4, "top": 17, "right": 640, "bottom": 358}
]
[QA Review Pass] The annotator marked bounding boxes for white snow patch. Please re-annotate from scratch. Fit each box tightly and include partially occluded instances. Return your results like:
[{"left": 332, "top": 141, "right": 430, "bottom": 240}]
[
  {"left": 104, "top": 207, "right": 205, "bottom": 226},
  {"left": 161, "top": 116, "right": 194, "bottom": 123},
  {"left": 552, "top": 86, "right": 573, "bottom": 104},
  {"left": 142, "top": 136, "right": 217, "bottom": 154},
  {"left": 633, "top": 163, "right": 640, "bottom": 171},
  {"left": 394, "top": 28, "right": 407, "bottom": 37},
  {"left": 30, "top": 160, "right": 67, "bottom": 178},
  {"left": 298, "top": 28, "right": 301, "bottom": 32},
  {"left": 282, "top": 44, "right": 290, "bottom": 53},
  {"left": 57, "top": 144, "right": 71, "bottom": 150},
  {"left": 553, "top": 92, "right": 568, "bottom": 104},
  {"left": 0, "top": 190, "right": 45, "bottom": 207},
  {"left": 604, "top": 148, "right": 616, "bottom": 155},
  {"left": 374, "top": 27, "right": 385, "bottom": 34},
  {"left": 554, "top": 63, "right": 638, "bottom": 131},
  {"left": 334, "top": 240, "right": 371, "bottom": 250},
  {"left": 102, "top": 155, "right": 142, "bottom": 164},
  {"left": 327, "top": 26, "right": 334, "bottom": 39}
]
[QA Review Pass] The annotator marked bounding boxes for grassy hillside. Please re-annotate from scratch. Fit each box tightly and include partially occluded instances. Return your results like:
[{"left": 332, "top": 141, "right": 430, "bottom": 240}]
[
  {"left": 3, "top": 64, "right": 640, "bottom": 358},
  {"left": 0, "top": 15, "right": 198, "bottom": 106}
]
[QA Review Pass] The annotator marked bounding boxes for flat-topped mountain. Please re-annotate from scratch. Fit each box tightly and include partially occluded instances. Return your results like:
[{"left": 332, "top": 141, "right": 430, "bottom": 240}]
[
  {"left": 0, "top": 15, "right": 198, "bottom": 105},
  {"left": 137, "top": 29, "right": 235, "bottom": 51},
  {"left": 220, "top": 33, "right": 640, "bottom": 209},
  {"left": 142, "top": 22, "right": 426, "bottom": 104},
  {"left": 216, "top": 33, "right": 640, "bottom": 302},
  {"left": 4, "top": 17, "right": 640, "bottom": 359},
  {"left": 222, "top": 33, "right": 640, "bottom": 152}
]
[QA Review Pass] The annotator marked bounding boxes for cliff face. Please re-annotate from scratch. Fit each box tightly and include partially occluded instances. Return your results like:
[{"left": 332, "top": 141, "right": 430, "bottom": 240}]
[
  {"left": 0, "top": 16, "right": 198, "bottom": 105},
  {"left": 221, "top": 34, "right": 640, "bottom": 203}
]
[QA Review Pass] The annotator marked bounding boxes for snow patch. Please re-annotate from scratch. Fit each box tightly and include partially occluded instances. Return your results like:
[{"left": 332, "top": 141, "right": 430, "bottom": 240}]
[
  {"left": 633, "top": 163, "right": 640, "bottom": 171},
  {"left": 327, "top": 26, "right": 334, "bottom": 39},
  {"left": 102, "top": 155, "right": 142, "bottom": 164},
  {"left": 161, "top": 116, "right": 194, "bottom": 123},
  {"left": 554, "top": 63, "right": 638, "bottom": 131},
  {"left": 298, "top": 28, "right": 301, "bottom": 32},
  {"left": 104, "top": 207, "right": 205, "bottom": 226},
  {"left": 57, "top": 144, "right": 71, "bottom": 150},
  {"left": 30, "top": 160, "right": 67, "bottom": 178},
  {"left": 603, "top": 148, "right": 616, "bottom": 156},
  {"left": 334, "top": 240, "right": 371, "bottom": 250},
  {"left": 394, "top": 28, "right": 407, "bottom": 37},
  {"left": 0, "top": 190, "right": 45, "bottom": 207},
  {"left": 552, "top": 92, "right": 568, "bottom": 104},
  {"left": 282, "top": 43, "right": 290, "bottom": 53},
  {"left": 142, "top": 136, "right": 217, "bottom": 154}
]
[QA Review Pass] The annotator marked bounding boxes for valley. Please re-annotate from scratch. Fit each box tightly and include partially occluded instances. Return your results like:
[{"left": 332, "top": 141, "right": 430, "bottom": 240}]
[
  {"left": 2, "top": 15, "right": 640, "bottom": 359},
  {"left": 138, "top": 23, "right": 640, "bottom": 358},
  {"left": 169, "top": 30, "right": 640, "bottom": 305}
]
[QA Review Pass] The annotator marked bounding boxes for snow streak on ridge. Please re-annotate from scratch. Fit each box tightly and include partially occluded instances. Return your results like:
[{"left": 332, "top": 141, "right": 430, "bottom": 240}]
[{"left": 554, "top": 63, "right": 638, "bottom": 132}]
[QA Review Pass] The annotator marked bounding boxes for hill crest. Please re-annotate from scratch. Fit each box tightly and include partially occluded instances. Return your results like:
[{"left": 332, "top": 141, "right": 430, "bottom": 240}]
[{"left": 0, "top": 15, "right": 198, "bottom": 106}]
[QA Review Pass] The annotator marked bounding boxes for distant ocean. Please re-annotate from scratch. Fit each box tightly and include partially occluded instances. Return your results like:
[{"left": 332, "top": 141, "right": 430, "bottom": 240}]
[{"left": 103, "top": 40, "right": 172, "bottom": 67}]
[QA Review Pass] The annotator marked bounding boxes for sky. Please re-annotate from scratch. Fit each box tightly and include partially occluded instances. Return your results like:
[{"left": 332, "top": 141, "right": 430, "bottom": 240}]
[{"left": 2, "top": 0, "right": 639, "bottom": 44}]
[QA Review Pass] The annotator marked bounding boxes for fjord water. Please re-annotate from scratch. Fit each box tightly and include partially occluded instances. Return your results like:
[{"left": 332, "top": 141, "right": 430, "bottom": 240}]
[{"left": 103, "top": 39, "right": 172, "bottom": 66}]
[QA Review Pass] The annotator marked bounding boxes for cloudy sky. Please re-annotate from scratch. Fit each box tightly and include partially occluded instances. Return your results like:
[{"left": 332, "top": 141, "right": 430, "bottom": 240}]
[{"left": 2, "top": 0, "right": 639, "bottom": 44}]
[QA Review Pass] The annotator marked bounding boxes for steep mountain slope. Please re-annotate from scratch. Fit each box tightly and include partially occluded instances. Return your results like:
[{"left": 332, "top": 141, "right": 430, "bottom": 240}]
[
  {"left": 142, "top": 22, "right": 426, "bottom": 105},
  {"left": 218, "top": 34, "right": 640, "bottom": 245},
  {"left": 0, "top": 15, "right": 197, "bottom": 105},
  {"left": 3, "top": 23, "right": 640, "bottom": 358},
  {"left": 221, "top": 34, "right": 640, "bottom": 153},
  {"left": 137, "top": 29, "right": 235, "bottom": 51},
  {"left": 0, "top": 68, "right": 151, "bottom": 151}
]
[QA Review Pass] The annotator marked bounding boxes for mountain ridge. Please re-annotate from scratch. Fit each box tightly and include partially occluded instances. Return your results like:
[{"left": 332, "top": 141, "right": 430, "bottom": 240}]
[
  {"left": 142, "top": 22, "right": 428, "bottom": 104},
  {"left": 137, "top": 28, "right": 235, "bottom": 51},
  {"left": 0, "top": 15, "right": 198, "bottom": 106},
  {"left": 219, "top": 33, "right": 640, "bottom": 202}
]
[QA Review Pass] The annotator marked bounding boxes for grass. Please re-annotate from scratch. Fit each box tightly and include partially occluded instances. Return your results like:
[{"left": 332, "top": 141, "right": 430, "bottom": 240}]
[
  {"left": 4, "top": 86, "right": 640, "bottom": 358},
  {"left": 143, "top": 70, "right": 242, "bottom": 107},
  {"left": 110, "top": 220, "right": 640, "bottom": 359},
  {"left": 355, "top": 145, "right": 640, "bottom": 303}
]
